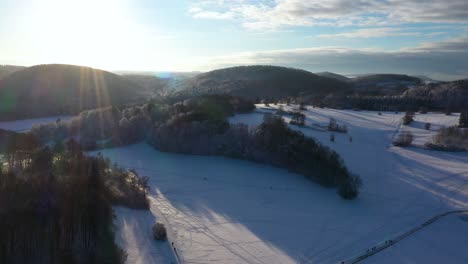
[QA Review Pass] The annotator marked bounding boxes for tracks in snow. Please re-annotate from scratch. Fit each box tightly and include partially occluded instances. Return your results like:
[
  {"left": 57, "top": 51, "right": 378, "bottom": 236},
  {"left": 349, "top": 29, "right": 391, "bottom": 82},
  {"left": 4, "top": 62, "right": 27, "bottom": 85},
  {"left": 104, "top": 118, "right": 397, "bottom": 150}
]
[{"left": 341, "top": 210, "right": 468, "bottom": 264}]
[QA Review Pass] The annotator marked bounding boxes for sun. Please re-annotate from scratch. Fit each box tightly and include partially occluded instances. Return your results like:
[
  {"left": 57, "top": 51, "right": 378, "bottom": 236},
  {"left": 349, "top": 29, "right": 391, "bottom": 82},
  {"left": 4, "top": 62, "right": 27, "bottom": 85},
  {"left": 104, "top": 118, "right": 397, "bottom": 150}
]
[{"left": 23, "top": 0, "right": 150, "bottom": 69}]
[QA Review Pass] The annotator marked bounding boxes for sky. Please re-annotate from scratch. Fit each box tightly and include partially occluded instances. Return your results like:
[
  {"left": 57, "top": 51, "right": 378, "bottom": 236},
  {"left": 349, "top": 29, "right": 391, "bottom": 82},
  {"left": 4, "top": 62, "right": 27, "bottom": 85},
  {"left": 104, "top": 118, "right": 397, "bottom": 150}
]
[{"left": 1, "top": 0, "right": 468, "bottom": 80}]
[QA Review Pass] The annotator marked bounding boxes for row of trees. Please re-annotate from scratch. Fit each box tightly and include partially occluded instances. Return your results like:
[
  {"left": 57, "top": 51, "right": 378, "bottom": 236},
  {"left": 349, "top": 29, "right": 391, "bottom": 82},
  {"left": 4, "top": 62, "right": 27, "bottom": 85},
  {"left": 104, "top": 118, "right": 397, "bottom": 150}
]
[
  {"left": 425, "top": 126, "right": 468, "bottom": 151},
  {"left": 149, "top": 114, "right": 361, "bottom": 199},
  {"left": 28, "top": 95, "right": 361, "bottom": 199},
  {"left": 0, "top": 134, "right": 149, "bottom": 263},
  {"left": 30, "top": 95, "right": 255, "bottom": 149}
]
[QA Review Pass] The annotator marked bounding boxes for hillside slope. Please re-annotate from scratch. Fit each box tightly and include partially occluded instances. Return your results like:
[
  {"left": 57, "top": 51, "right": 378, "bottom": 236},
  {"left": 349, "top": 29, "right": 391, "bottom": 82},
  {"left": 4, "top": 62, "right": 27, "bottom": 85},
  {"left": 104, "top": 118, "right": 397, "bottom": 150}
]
[
  {"left": 315, "top": 71, "right": 350, "bottom": 82},
  {"left": 404, "top": 79, "right": 468, "bottom": 110},
  {"left": 122, "top": 74, "right": 169, "bottom": 96},
  {"left": 0, "top": 64, "right": 146, "bottom": 120},
  {"left": 172, "top": 65, "right": 352, "bottom": 100},
  {"left": 351, "top": 74, "right": 422, "bottom": 96},
  {"left": 0, "top": 65, "right": 25, "bottom": 80}
]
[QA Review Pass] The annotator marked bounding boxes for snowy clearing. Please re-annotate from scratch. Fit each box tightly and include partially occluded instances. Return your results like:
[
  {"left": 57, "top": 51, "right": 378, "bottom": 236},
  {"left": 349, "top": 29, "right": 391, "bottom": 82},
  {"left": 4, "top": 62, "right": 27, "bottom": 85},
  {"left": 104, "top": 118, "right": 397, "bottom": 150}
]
[
  {"left": 362, "top": 212, "right": 468, "bottom": 264},
  {"left": 93, "top": 106, "right": 467, "bottom": 264},
  {"left": 0, "top": 115, "right": 72, "bottom": 132},
  {"left": 113, "top": 207, "right": 177, "bottom": 264}
]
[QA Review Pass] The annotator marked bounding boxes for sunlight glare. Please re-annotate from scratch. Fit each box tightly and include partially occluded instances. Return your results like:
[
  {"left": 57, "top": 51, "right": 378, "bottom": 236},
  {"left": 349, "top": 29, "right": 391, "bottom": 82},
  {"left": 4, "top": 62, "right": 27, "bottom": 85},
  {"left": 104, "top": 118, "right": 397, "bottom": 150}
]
[{"left": 25, "top": 0, "right": 154, "bottom": 69}]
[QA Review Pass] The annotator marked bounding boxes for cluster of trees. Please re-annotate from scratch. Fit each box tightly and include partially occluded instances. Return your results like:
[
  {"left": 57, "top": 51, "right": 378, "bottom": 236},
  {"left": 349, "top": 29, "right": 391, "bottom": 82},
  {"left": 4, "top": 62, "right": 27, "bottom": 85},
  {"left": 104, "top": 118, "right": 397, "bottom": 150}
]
[
  {"left": 425, "top": 126, "right": 468, "bottom": 151},
  {"left": 30, "top": 95, "right": 255, "bottom": 150},
  {"left": 342, "top": 96, "right": 434, "bottom": 111},
  {"left": 404, "top": 79, "right": 468, "bottom": 111},
  {"left": 393, "top": 131, "right": 414, "bottom": 147},
  {"left": 28, "top": 95, "right": 361, "bottom": 199},
  {"left": 460, "top": 112, "right": 468, "bottom": 128},
  {"left": 402, "top": 112, "right": 415, "bottom": 125},
  {"left": 150, "top": 114, "right": 362, "bottom": 199},
  {"left": 328, "top": 118, "right": 348, "bottom": 133},
  {"left": 0, "top": 132, "right": 149, "bottom": 263},
  {"left": 290, "top": 112, "right": 306, "bottom": 126}
]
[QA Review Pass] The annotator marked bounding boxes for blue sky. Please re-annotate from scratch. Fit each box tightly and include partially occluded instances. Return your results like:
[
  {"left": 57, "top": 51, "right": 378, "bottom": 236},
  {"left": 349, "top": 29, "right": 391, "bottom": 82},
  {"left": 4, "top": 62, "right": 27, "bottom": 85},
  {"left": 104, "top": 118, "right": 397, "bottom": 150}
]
[{"left": 1, "top": 0, "right": 468, "bottom": 80}]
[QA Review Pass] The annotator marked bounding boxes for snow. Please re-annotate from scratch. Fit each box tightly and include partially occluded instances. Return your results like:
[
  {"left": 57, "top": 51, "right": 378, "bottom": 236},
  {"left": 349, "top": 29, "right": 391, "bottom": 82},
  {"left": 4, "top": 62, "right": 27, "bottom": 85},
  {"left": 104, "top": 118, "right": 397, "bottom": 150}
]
[
  {"left": 91, "top": 105, "right": 467, "bottom": 263},
  {"left": 0, "top": 115, "right": 72, "bottom": 132},
  {"left": 113, "top": 207, "right": 177, "bottom": 264},
  {"left": 362, "top": 213, "right": 468, "bottom": 264}
]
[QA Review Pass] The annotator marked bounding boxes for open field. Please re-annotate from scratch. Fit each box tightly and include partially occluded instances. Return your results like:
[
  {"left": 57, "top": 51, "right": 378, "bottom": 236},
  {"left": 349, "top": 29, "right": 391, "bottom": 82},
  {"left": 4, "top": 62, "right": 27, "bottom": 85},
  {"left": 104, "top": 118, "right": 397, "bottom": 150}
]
[
  {"left": 92, "top": 106, "right": 468, "bottom": 263},
  {"left": 2, "top": 109, "right": 465, "bottom": 263}
]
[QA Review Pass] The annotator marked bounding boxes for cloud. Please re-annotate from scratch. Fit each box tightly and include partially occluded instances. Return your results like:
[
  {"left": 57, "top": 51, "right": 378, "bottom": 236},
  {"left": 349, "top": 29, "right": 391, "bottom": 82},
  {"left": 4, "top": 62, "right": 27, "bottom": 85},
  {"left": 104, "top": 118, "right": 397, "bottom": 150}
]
[
  {"left": 317, "top": 28, "right": 420, "bottom": 38},
  {"left": 190, "top": 0, "right": 468, "bottom": 29},
  {"left": 194, "top": 36, "right": 468, "bottom": 81}
]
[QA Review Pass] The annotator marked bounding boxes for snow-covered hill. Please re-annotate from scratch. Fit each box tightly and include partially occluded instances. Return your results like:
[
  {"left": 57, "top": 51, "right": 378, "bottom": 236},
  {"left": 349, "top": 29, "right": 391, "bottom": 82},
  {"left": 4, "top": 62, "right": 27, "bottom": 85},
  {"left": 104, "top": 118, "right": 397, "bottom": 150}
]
[{"left": 94, "top": 106, "right": 468, "bottom": 263}]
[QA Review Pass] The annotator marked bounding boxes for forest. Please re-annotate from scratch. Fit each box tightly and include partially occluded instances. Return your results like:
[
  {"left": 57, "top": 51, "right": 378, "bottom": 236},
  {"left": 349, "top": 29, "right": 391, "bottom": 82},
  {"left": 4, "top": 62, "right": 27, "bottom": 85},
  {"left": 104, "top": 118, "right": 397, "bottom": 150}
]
[
  {"left": 28, "top": 95, "right": 361, "bottom": 199},
  {"left": 0, "top": 132, "right": 149, "bottom": 264}
]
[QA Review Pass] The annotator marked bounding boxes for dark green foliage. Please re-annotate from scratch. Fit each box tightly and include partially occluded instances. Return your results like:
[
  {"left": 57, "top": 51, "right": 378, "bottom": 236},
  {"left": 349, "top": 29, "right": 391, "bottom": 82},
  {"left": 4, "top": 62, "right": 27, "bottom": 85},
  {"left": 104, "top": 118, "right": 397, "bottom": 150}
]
[
  {"left": 149, "top": 113, "right": 361, "bottom": 198},
  {"left": 459, "top": 112, "right": 468, "bottom": 128},
  {"left": 0, "top": 135, "right": 149, "bottom": 263},
  {"left": 152, "top": 222, "right": 167, "bottom": 241},
  {"left": 337, "top": 174, "right": 362, "bottom": 200}
]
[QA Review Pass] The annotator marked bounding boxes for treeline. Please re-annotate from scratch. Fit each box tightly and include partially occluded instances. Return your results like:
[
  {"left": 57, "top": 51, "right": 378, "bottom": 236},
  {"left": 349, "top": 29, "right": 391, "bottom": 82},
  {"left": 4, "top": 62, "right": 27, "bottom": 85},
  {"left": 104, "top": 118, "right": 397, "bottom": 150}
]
[
  {"left": 344, "top": 96, "right": 435, "bottom": 111},
  {"left": 150, "top": 114, "right": 361, "bottom": 199},
  {"left": 0, "top": 133, "right": 149, "bottom": 263},
  {"left": 29, "top": 94, "right": 361, "bottom": 199},
  {"left": 30, "top": 95, "right": 255, "bottom": 148}
]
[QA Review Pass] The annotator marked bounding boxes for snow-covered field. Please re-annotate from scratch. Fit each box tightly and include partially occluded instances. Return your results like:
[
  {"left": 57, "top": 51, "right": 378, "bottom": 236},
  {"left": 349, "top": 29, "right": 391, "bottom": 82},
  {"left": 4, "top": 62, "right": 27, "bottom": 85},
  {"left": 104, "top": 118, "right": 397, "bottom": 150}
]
[
  {"left": 93, "top": 105, "right": 468, "bottom": 264},
  {"left": 113, "top": 207, "right": 177, "bottom": 264},
  {"left": 363, "top": 212, "right": 468, "bottom": 264},
  {"left": 0, "top": 115, "right": 72, "bottom": 132}
]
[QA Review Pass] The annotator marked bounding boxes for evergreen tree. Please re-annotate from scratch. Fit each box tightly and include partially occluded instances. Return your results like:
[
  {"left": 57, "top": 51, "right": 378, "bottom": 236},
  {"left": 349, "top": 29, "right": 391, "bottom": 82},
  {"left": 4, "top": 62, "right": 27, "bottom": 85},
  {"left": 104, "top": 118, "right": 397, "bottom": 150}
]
[{"left": 459, "top": 112, "right": 468, "bottom": 128}]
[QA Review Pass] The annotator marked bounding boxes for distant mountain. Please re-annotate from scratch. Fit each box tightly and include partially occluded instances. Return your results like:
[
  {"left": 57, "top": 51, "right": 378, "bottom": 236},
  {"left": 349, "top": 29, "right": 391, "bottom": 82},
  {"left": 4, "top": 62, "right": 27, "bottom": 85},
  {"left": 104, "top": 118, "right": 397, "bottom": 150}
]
[
  {"left": 122, "top": 74, "right": 169, "bottom": 96},
  {"left": 351, "top": 74, "right": 421, "bottom": 85},
  {"left": 120, "top": 72, "right": 201, "bottom": 95},
  {"left": 315, "top": 72, "right": 350, "bottom": 82},
  {"left": 414, "top": 75, "right": 442, "bottom": 84},
  {"left": 172, "top": 65, "right": 352, "bottom": 101},
  {"left": 404, "top": 79, "right": 468, "bottom": 110},
  {"left": 350, "top": 74, "right": 422, "bottom": 96},
  {"left": 0, "top": 64, "right": 147, "bottom": 120},
  {"left": 0, "top": 65, "right": 25, "bottom": 80}
]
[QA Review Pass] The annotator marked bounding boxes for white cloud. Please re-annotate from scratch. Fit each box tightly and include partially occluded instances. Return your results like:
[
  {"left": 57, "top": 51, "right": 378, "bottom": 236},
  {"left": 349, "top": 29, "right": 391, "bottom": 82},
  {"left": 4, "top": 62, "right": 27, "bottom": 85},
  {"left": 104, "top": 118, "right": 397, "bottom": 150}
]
[
  {"left": 317, "top": 28, "right": 420, "bottom": 38},
  {"left": 190, "top": 0, "right": 468, "bottom": 29},
  {"left": 194, "top": 36, "right": 468, "bottom": 81}
]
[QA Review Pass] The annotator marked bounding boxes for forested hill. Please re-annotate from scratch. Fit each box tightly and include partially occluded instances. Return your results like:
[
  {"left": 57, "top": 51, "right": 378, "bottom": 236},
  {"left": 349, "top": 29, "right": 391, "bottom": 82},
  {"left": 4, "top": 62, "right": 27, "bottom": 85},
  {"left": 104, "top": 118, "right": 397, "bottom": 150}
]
[
  {"left": 315, "top": 72, "right": 350, "bottom": 82},
  {"left": 0, "top": 65, "right": 25, "bottom": 80},
  {"left": 404, "top": 79, "right": 468, "bottom": 110},
  {"left": 0, "top": 64, "right": 147, "bottom": 120},
  {"left": 171, "top": 65, "right": 353, "bottom": 101}
]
